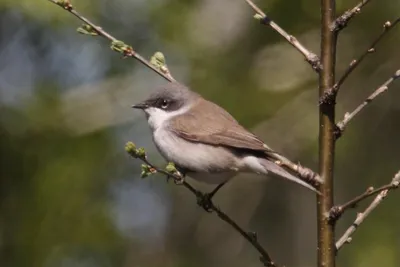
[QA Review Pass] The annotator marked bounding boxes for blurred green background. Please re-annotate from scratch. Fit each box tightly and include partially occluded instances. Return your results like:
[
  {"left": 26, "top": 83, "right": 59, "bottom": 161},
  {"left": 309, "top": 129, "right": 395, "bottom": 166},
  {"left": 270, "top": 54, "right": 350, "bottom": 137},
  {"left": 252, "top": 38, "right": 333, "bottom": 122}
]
[{"left": 0, "top": 0, "right": 399, "bottom": 266}]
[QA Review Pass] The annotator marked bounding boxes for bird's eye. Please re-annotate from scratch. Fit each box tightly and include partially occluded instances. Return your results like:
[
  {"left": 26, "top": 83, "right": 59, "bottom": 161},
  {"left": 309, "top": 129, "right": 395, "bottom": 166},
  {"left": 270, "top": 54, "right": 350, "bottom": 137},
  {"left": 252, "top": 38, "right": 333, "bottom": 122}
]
[{"left": 160, "top": 99, "right": 169, "bottom": 109}]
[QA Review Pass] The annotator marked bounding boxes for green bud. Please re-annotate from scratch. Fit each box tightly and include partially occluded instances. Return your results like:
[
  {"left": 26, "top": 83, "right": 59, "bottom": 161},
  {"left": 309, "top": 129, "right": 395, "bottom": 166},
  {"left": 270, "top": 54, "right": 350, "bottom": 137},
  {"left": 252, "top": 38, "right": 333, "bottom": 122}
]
[
  {"left": 135, "top": 147, "right": 146, "bottom": 158},
  {"left": 110, "top": 40, "right": 124, "bottom": 53},
  {"left": 150, "top": 52, "right": 167, "bottom": 71},
  {"left": 154, "top": 52, "right": 166, "bottom": 64},
  {"left": 141, "top": 170, "right": 149, "bottom": 178},
  {"left": 125, "top": 142, "right": 137, "bottom": 157},
  {"left": 165, "top": 162, "right": 177, "bottom": 174},
  {"left": 77, "top": 24, "right": 98, "bottom": 36},
  {"left": 141, "top": 164, "right": 156, "bottom": 178},
  {"left": 110, "top": 40, "right": 132, "bottom": 54}
]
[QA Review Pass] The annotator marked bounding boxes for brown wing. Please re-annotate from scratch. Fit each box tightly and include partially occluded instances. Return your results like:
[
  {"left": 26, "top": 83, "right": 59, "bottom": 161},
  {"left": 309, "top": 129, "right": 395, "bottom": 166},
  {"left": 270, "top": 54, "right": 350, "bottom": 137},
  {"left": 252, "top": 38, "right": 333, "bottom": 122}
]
[{"left": 169, "top": 99, "right": 275, "bottom": 153}]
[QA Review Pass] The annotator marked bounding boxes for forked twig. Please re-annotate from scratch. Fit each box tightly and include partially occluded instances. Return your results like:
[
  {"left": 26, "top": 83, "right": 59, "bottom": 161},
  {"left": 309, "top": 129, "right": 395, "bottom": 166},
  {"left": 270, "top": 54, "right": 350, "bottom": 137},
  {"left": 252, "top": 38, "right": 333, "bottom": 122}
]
[
  {"left": 329, "top": 180, "right": 399, "bottom": 223},
  {"left": 335, "top": 170, "right": 400, "bottom": 251},
  {"left": 320, "top": 18, "right": 400, "bottom": 105}
]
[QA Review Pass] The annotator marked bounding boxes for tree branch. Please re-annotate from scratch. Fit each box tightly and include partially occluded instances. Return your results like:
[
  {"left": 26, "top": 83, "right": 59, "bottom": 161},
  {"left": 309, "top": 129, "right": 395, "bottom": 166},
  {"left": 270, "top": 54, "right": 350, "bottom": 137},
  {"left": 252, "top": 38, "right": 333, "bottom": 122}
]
[
  {"left": 331, "top": 0, "right": 373, "bottom": 32},
  {"left": 320, "top": 18, "right": 400, "bottom": 105},
  {"left": 244, "top": 0, "right": 322, "bottom": 72},
  {"left": 329, "top": 178, "right": 400, "bottom": 223},
  {"left": 47, "top": 0, "right": 176, "bottom": 82},
  {"left": 125, "top": 142, "right": 277, "bottom": 267},
  {"left": 335, "top": 170, "right": 400, "bottom": 251},
  {"left": 318, "top": 0, "right": 337, "bottom": 266},
  {"left": 335, "top": 69, "right": 400, "bottom": 139}
]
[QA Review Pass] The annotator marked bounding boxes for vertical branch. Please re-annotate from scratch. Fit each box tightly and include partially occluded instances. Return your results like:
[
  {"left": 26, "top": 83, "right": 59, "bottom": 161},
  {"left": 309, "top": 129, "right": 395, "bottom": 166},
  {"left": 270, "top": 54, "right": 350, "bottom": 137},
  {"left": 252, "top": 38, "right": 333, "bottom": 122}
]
[{"left": 318, "top": 0, "right": 337, "bottom": 267}]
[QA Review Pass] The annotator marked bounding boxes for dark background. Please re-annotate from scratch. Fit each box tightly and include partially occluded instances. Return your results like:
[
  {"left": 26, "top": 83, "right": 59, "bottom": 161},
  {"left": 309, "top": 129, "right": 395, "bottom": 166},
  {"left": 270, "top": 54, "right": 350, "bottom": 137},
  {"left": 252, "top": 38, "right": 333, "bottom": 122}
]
[{"left": 1, "top": 0, "right": 399, "bottom": 266}]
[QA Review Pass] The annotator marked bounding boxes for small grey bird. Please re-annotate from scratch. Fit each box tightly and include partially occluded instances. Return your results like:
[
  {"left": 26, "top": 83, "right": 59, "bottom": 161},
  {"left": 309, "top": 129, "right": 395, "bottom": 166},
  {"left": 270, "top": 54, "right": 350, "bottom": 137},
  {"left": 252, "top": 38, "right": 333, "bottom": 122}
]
[{"left": 132, "top": 83, "right": 317, "bottom": 197}]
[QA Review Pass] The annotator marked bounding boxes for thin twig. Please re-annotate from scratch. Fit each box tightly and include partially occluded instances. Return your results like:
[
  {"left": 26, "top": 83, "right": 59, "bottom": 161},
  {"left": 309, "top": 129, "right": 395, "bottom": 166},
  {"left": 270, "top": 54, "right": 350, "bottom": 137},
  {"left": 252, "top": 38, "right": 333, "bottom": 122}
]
[
  {"left": 125, "top": 143, "right": 277, "bottom": 267},
  {"left": 244, "top": 0, "right": 321, "bottom": 72},
  {"left": 335, "top": 170, "right": 400, "bottom": 251},
  {"left": 331, "top": 0, "right": 373, "bottom": 32},
  {"left": 335, "top": 69, "right": 400, "bottom": 139},
  {"left": 329, "top": 182, "right": 399, "bottom": 223},
  {"left": 47, "top": 0, "right": 175, "bottom": 82},
  {"left": 320, "top": 18, "right": 400, "bottom": 105},
  {"left": 335, "top": 19, "right": 399, "bottom": 94}
]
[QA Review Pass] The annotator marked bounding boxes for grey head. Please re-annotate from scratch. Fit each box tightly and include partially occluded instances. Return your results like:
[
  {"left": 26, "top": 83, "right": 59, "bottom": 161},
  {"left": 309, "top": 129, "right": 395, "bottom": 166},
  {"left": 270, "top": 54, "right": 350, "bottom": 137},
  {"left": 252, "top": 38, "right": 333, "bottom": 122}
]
[{"left": 132, "top": 82, "right": 199, "bottom": 113}]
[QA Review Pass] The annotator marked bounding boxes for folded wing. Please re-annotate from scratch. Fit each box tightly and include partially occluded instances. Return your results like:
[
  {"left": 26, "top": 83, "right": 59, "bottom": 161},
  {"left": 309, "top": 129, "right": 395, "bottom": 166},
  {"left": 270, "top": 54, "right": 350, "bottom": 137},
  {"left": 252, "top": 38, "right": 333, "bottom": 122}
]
[{"left": 169, "top": 99, "right": 275, "bottom": 154}]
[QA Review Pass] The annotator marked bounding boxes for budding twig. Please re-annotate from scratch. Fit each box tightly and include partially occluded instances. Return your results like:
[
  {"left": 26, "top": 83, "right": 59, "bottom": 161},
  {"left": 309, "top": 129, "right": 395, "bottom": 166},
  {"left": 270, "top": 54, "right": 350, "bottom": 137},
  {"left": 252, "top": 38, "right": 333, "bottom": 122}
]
[
  {"left": 320, "top": 18, "right": 400, "bottom": 105},
  {"left": 335, "top": 69, "right": 400, "bottom": 139},
  {"left": 335, "top": 170, "right": 400, "bottom": 251},
  {"left": 331, "top": 0, "right": 373, "bottom": 32},
  {"left": 125, "top": 142, "right": 277, "bottom": 267},
  {"left": 47, "top": 0, "right": 175, "bottom": 82},
  {"left": 244, "top": 0, "right": 321, "bottom": 72}
]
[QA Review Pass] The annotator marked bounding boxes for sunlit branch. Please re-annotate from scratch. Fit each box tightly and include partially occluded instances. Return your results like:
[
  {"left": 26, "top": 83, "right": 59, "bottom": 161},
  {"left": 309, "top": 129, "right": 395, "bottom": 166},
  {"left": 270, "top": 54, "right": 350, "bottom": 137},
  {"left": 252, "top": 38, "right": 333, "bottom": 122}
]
[{"left": 48, "top": 0, "right": 175, "bottom": 82}]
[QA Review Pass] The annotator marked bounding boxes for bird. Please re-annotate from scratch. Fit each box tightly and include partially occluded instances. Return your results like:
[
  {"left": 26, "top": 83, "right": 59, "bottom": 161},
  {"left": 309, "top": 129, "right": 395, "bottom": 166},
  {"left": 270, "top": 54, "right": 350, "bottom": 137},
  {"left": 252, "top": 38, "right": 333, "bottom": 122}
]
[{"left": 132, "top": 82, "right": 318, "bottom": 203}]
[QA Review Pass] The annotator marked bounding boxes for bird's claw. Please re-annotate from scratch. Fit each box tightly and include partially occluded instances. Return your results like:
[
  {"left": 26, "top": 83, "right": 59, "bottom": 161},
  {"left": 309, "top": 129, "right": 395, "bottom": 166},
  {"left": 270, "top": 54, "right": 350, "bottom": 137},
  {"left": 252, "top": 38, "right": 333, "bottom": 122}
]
[
  {"left": 196, "top": 192, "right": 214, "bottom": 212},
  {"left": 173, "top": 176, "right": 185, "bottom": 185}
]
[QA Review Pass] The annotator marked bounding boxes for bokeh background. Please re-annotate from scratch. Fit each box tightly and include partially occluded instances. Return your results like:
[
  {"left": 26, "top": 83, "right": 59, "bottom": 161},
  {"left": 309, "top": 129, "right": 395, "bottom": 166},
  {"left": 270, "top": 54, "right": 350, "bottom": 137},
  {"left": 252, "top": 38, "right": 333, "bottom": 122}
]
[{"left": 1, "top": 0, "right": 400, "bottom": 266}]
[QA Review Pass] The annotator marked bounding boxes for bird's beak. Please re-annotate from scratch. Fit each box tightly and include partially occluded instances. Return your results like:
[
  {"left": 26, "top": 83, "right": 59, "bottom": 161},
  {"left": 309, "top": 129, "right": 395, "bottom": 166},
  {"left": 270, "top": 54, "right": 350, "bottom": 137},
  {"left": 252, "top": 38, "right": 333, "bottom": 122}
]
[{"left": 131, "top": 102, "right": 148, "bottom": 109}]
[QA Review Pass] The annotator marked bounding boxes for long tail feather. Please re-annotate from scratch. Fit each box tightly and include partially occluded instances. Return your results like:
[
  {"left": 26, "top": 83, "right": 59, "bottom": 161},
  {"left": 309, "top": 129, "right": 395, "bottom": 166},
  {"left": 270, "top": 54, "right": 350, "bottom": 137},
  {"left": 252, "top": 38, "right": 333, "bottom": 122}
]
[{"left": 260, "top": 158, "right": 319, "bottom": 193}]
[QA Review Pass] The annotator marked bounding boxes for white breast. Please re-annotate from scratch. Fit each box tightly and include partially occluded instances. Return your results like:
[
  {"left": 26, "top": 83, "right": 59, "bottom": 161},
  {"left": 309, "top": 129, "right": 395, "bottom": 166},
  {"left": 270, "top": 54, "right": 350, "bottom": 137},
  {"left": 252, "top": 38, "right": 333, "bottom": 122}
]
[
  {"left": 145, "top": 106, "right": 243, "bottom": 184},
  {"left": 153, "top": 127, "right": 238, "bottom": 172}
]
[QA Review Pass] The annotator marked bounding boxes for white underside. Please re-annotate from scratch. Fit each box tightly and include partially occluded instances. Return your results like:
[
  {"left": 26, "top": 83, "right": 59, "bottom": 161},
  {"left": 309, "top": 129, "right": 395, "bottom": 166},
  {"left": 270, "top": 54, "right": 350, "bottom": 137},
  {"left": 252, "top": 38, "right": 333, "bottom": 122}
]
[{"left": 144, "top": 106, "right": 269, "bottom": 184}]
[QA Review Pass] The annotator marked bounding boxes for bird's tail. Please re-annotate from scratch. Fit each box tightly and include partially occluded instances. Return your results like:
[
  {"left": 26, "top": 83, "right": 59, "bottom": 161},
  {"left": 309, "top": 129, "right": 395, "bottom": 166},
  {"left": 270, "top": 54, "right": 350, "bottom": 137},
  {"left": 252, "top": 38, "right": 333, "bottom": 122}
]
[{"left": 259, "top": 158, "right": 319, "bottom": 193}]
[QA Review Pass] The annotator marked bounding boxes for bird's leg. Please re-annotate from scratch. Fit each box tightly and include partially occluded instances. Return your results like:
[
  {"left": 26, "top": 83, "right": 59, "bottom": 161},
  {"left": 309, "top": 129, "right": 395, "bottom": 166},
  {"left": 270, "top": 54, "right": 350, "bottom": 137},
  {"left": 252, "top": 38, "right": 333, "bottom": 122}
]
[
  {"left": 196, "top": 182, "right": 227, "bottom": 212},
  {"left": 208, "top": 181, "right": 227, "bottom": 199},
  {"left": 168, "top": 166, "right": 186, "bottom": 184}
]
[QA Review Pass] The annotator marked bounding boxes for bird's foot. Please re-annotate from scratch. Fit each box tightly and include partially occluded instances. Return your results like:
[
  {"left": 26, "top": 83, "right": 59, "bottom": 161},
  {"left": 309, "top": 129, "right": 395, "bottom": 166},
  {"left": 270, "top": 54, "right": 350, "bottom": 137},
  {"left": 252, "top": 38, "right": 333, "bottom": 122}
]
[{"left": 196, "top": 192, "right": 214, "bottom": 212}]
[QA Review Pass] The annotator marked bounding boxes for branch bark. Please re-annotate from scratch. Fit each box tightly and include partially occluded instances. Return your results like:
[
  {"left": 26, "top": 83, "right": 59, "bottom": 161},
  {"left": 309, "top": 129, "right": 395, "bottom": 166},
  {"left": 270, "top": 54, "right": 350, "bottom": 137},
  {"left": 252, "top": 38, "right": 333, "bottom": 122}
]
[
  {"left": 317, "top": 0, "right": 337, "bottom": 267},
  {"left": 244, "top": 0, "right": 321, "bottom": 72},
  {"left": 331, "top": 0, "right": 373, "bottom": 32},
  {"left": 335, "top": 170, "right": 400, "bottom": 251}
]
